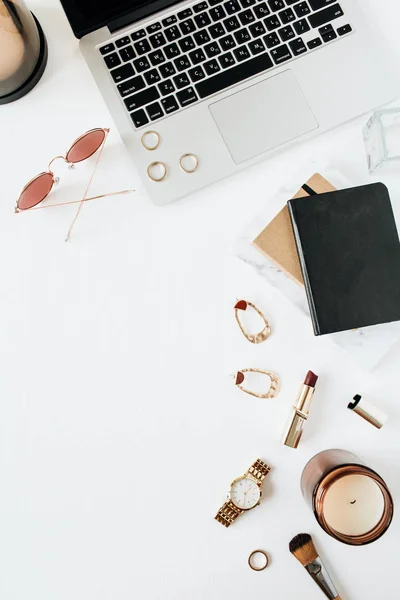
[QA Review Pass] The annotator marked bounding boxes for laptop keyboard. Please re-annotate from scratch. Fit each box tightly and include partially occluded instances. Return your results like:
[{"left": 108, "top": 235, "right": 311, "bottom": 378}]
[{"left": 99, "top": 0, "right": 352, "bottom": 129}]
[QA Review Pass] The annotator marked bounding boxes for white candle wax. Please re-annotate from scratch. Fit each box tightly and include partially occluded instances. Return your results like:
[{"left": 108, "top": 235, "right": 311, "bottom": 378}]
[{"left": 323, "top": 474, "right": 385, "bottom": 536}]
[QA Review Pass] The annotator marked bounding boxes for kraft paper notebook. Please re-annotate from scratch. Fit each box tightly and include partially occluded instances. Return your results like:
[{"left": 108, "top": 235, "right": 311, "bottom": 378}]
[
  {"left": 253, "top": 174, "right": 336, "bottom": 285},
  {"left": 287, "top": 182, "right": 400, "bottom": 336}
]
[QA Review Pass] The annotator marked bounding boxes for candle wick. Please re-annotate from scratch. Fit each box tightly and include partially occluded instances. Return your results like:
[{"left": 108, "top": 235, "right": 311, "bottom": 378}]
[{"left": 350, "top": 500, "right": 356, "bottom": 504}]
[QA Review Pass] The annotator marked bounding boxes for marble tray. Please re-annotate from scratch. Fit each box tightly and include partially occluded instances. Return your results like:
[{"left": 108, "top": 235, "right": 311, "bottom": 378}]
[{"left": 234, "top": 161, "right": 400, "bottom": 371}]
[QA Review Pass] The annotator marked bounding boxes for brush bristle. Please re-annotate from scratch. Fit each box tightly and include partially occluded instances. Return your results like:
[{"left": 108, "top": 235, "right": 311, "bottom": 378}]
[
  {"left": 289, "top": 533, "right": 318, "bottom": 566},
  {"left": 289, "top": 533, "right": 311, "bottom": 553}
]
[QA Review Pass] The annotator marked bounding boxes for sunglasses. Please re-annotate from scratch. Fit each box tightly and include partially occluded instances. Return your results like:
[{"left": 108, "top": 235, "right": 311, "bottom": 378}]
[{"left": 15, "top": 128, "right": 134, "bottom": 240}]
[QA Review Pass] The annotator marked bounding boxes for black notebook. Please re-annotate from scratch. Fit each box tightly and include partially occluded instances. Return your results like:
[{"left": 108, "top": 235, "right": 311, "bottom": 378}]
[{"left": 287, "top": 183, "right": 400, "bottom": 336}]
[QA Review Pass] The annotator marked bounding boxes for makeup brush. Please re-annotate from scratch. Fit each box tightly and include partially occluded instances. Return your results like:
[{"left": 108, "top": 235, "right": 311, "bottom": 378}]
[{"left": 289, "top": 533, "right": 342, "bottom": 600}]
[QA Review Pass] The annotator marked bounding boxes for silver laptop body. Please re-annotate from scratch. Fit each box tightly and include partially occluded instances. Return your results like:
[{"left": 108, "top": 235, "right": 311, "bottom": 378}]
[{"left": 68, "top": 0, "right": 399, "bottom": 205}]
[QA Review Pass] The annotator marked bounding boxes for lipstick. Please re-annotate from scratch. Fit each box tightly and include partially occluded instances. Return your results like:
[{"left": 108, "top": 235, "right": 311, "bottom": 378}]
[
  {"left": 348, "top": 394, "right": 388, "bottom": 429},
  {"left": 282, "top": 371, "right": 318, "bottom": 449}
]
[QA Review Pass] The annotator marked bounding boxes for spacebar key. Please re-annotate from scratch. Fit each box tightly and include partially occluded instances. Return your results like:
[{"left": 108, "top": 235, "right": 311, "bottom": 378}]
[{"left": 196, "top": 52, "right": 274, "bottom": 99}]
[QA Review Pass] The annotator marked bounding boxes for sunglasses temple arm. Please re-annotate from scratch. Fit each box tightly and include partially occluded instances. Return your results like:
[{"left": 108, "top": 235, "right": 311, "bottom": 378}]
[
  {"left": 65, "top": 130, "right": 109, "bottom": 242},
  {"left": 17, "top": 189, "right": 135, "bottom": 212}
]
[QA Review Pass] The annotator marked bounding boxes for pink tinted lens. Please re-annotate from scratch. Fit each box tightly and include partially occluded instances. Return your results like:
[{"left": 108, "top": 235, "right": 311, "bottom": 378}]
[
  {"left": 17, "top": 172, "right": 54, "bottom": 210},
  {"left": 66, "top": 129, "right": 106, "bottom": 163}
]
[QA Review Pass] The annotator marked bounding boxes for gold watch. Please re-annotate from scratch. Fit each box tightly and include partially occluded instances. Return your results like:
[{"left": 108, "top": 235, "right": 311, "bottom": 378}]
[{"left": 215, "top": 459, "right": 271, "bottom": 527}]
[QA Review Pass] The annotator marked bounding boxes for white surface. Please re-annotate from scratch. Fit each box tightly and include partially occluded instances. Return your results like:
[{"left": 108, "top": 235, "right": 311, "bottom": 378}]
[{"left": 1, "top": 2, "right": 400, "bottom": 599}]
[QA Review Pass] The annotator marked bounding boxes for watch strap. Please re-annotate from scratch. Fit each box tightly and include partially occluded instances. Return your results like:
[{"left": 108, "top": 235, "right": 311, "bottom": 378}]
[
  {"left": 215, "top": 500, "right": 243, "bottom": 528},
  {"left": 248, "top": 459, "right": 271, "bottom": 482}
]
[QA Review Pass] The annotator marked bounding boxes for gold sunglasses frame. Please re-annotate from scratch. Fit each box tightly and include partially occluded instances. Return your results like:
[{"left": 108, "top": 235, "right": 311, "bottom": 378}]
[{"left": 15, "top": 128, "right": 135, "bottom": 241}]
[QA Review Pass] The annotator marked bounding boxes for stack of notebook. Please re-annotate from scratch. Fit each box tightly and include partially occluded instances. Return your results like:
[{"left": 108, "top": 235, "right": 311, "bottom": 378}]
[
  {"left": 253, "top": 174, "right": 336, "bottom": 287},
  {"left": 235, "top": 164, "right": 400, "bottom": 370},
  {"left": 254, "top": 178, "right": 400, "bottom": 337}
]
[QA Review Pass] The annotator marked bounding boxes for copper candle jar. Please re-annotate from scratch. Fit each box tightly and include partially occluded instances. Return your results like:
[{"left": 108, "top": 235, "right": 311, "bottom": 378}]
[{"left": 301, "top": 449, "right": 394, "bottom": 546}]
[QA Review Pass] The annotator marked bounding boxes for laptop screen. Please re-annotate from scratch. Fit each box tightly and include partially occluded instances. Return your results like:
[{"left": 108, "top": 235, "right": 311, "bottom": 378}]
[{"left": 60, "top": 0, "right": 178, "bottom": 38}]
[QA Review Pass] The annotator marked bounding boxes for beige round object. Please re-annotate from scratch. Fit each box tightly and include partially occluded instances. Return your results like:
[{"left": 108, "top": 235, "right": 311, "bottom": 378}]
[
  {"left": 179, "top": 153, "right": 199, "bottom": 173},
  {"left": 141, "top": 130, "right": 161, "bottom": 151},
  {"left": 147, "top": 161, "right": 167, "bottom": 182},
  {"left": 323, "top": 474, "right": 385, "bottom": 537},
  {"left": 0, "top": 6, "right": 25, "bottom": 81}
]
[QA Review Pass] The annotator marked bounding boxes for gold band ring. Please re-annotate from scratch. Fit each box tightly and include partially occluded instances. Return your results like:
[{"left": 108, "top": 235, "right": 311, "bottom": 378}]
[
  {"left": 141, "top": 130, "right": 161, "bottom": 151},
  {"left": 147, "top": 161, "right": 167, "bottom": 182},
  {"left": 248, "top": 549, "right": 269, "bottom": 571},
  {"left": 179, "top": 153, "right": 199, "bottom": 173}
]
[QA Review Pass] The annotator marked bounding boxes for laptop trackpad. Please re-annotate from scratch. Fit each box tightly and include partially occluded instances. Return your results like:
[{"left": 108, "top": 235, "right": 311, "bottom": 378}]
[{"left": 209, "top": 70, "right": 319, "bottom": 164}]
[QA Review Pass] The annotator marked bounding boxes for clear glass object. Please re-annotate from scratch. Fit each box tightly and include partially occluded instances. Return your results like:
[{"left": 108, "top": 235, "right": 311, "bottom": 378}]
[
  {"left": 363, "top": 108, "right": 400, "bottom": 174},
  {"left": 0, "top": 0, "right": 47, "bottom": 103}
]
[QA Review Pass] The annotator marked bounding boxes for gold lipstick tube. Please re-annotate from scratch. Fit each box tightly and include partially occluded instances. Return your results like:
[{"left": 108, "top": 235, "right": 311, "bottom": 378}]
[{"left": 282, "top": 371, "right": 318, "bottom": 449}]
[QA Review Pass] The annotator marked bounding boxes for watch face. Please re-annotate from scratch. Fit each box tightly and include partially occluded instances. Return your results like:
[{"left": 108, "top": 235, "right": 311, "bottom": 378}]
[{"left": 230, "top": 476, "right": 260, "bottom": 510}]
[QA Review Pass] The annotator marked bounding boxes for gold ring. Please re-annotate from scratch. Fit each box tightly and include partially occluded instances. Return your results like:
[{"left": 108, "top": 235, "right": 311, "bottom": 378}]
[
  {"left": 141, "top": 130, "right": 161, "bottom": 151},
  {"left": 147, "top": 161, "right": 167, "bottom": 182},
  {"left": 179, "top": 153, "right": 199, "bottom": 173},
  {"left": 248, "top": 549, "right": 269, "bottom": 571}
]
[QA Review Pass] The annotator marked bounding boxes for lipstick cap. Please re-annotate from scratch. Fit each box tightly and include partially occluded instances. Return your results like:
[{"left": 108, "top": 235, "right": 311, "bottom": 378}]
[{"left": 348, "top": 395, "right": 388, "bottom": 429}]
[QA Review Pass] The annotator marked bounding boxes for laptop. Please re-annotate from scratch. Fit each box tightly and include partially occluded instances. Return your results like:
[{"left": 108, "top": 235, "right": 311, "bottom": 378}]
[{"left": 59, "top": 0, "right": 399, "bottom": 205}]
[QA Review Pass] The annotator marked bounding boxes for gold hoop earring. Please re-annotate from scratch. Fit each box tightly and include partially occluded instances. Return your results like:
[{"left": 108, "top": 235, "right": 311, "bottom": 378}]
[
  {"left": 235, "top": 369, "right": 280, "bottom": 399},
  {"left": 234, "top": 300, "right": 271, "bottom": 344}
]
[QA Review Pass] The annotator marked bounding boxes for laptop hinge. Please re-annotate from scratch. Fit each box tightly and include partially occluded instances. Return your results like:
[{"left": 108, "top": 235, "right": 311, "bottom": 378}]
[{"left": 108, "top": 0, "right": 180, "bottom": 33}]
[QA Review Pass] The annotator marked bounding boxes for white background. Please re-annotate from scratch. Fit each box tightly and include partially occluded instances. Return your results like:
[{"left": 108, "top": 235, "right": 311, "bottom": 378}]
[{"left": 1, "top": 1, "right": 400, "bottom": 598}]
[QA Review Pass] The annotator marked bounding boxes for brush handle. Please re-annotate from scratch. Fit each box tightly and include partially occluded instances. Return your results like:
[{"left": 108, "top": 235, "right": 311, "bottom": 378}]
[{"left": 306, "top": 558, "right": 339, "bottom": 600}]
